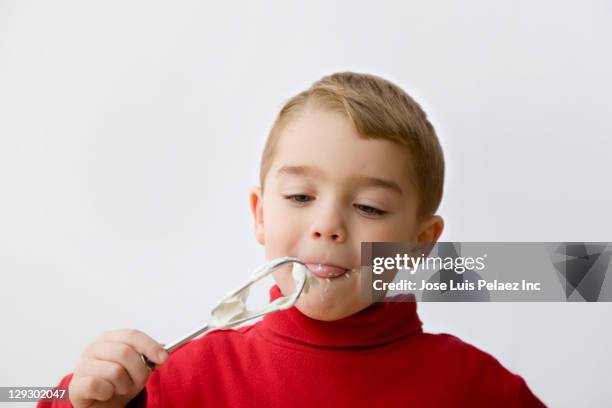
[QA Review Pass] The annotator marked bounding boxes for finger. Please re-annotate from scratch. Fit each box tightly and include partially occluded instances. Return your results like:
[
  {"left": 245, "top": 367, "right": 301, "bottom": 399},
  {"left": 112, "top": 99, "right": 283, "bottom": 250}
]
[
  {"left": 96, "top": 329, "right": 167, "bottom": 365},
  {"left": 76, "top": 359, "right": 133, "bottom": 396},
  {"left": 84, "top": 341, "right": 150, "bottom": 387},
  {"left": 70, "top": 375, "right": 114, "bottom": 404}
]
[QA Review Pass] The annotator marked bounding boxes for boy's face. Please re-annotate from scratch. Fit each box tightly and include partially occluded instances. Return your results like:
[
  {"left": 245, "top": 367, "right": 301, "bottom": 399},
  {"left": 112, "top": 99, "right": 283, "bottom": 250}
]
[{"left": 250, "top": 106, "right": 443, "bottom": 321}]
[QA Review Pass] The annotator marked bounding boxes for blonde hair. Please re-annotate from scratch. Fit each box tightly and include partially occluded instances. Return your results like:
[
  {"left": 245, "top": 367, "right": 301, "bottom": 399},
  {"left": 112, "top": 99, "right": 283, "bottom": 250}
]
[{"left": 259, "top": 71, "right": 444, "bottom": 220}]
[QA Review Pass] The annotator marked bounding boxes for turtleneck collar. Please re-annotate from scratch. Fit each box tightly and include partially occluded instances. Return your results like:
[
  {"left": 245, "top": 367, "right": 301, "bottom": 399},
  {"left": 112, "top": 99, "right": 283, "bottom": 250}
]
[{"left": 258, "top": 285, "right": 423, "bottom": 350}]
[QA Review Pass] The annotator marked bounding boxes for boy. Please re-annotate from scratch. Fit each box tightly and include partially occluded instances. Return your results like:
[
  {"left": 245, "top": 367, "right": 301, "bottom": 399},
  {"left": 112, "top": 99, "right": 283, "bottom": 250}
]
[{"left": 41, "top": 72, "right": 546, "bottom": 407}]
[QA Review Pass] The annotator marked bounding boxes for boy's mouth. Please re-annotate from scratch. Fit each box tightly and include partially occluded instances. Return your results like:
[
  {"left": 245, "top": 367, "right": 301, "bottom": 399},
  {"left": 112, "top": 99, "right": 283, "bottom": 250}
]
[{"left": 305, "top": 263, "right": 349, "bottom": 279}]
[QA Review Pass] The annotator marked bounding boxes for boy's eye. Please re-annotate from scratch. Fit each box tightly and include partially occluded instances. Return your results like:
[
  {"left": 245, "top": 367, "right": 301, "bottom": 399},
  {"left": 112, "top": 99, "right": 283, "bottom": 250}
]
[
  {"left": 354, "top": 204, "right": 386, "bottom": 217},
  {"left": 284, "top": 194, "right": 314, "bottom": 204},
  {"left": 283, "top": 195, "right": 386, "bottom": 217}
]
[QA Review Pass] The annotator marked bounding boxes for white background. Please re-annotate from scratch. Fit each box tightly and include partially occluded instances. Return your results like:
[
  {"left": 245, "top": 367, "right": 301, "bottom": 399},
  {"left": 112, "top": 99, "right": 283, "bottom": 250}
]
[{"left": 1, "top": 1, "right": 611, "bottom": 407}]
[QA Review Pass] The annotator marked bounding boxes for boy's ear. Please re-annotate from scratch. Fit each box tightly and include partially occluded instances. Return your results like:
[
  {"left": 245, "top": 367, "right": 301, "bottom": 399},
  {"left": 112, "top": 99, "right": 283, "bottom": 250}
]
[
  {"left": 417, "top": 215, "right": 444, "bottom": 244},
  {"left": 249, "top": 186, "right": 265, "bottom": 245}
]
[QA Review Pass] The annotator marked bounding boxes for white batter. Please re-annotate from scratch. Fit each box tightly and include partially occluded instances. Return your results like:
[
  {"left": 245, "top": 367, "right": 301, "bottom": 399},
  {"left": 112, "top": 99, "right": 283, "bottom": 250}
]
[{"left": 208, "top": 259, "right": 317, "bottom": 329}]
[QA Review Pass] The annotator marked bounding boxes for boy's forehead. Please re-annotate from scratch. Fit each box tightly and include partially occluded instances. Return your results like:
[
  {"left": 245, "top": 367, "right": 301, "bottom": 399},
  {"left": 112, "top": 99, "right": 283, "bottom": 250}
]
[{"left": 270, "top": 109, "right": 417, "bottom": 193}]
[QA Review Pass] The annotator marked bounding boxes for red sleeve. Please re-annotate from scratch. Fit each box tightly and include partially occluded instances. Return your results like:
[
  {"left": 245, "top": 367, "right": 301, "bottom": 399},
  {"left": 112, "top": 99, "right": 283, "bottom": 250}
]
[
  {"left": 36, "top": 373, "right": 157, "bottom": 408},
  {"left": 473, "top": 352, "right": 547, "bottom": 407},
  {"left": 434, "top": 333, "right": 547, "bottom": 407},
  {"left": 36, "top": 373, "right": 74, "bottom": 408}
]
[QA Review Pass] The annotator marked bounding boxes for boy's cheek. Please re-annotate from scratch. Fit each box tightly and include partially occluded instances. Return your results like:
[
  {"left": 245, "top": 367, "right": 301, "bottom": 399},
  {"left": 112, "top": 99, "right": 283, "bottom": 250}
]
[{"left": 264, "top": 211, "right": 300, "bottom": 244}]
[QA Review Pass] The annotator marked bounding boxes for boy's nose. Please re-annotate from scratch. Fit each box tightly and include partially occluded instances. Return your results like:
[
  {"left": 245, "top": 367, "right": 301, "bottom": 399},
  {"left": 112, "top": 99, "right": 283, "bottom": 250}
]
[
  {"left": 312, "top": 229, "right": 345, "bottom": 242},
  {"left": 310, "top": 207, "right": 347, "bottom": 243}
]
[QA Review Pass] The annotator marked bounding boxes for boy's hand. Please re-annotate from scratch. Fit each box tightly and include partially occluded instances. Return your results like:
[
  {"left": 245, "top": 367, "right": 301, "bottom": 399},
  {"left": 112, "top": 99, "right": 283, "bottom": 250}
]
[{"left": 69, "top": 329, "right": 168, "bottom": 408}]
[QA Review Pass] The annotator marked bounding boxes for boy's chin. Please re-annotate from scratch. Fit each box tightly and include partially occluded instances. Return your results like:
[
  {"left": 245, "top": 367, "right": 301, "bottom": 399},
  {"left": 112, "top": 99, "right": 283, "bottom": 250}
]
[{"left": 294, "top": 290, "right": 371, "bottom": 321}]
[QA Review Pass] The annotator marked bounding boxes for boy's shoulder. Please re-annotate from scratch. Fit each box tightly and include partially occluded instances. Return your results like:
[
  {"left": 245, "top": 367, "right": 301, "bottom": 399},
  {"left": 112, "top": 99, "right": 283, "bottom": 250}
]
[
  {"left": 417, "top": 330, "right": 518, "bottom": 373},
  {"left": 416, "top": 331, "right": 544, "bottom": 404},
  {"left": 418, "top": 330, "right": 493, "bottom": 353},
  {"left": 169, "top": 323, "right": 258, "bottom": 356}
]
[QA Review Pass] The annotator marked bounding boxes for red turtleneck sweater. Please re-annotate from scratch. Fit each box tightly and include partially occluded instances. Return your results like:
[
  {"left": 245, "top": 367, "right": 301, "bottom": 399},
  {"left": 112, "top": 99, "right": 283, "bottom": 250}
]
[{"left": 40, "top": 286, "right": 546, "bottom": 407}]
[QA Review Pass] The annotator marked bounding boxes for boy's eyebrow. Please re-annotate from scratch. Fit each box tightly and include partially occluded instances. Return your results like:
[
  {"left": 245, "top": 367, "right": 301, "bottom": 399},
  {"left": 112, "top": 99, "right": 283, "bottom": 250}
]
[
  {"left": 352, "top": 175, "right": 404, "bottom": 195},
  {"left": 276, "top": 165, "right": 322, "bottom": 178},
  {"left": 276, "top": 165, "right": 404, "bottom": 195}
]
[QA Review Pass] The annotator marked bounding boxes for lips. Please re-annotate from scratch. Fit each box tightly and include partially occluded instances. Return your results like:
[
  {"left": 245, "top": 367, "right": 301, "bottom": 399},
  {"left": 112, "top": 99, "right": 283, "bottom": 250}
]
[{"left": 305, "top": 263, "right": 349, "bottom": 279}]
